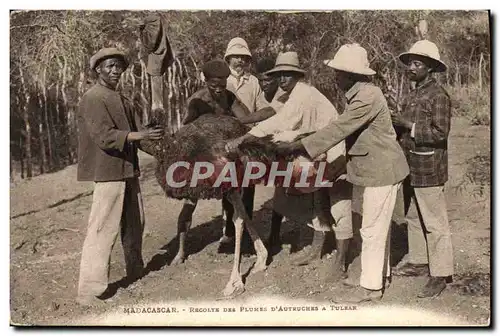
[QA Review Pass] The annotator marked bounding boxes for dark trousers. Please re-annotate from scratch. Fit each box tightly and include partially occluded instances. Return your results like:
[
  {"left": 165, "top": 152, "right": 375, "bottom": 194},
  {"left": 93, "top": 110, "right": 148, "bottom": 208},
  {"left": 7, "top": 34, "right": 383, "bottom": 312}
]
[{"left": 222, "top": 186, "right": 255, "bottom": 238}]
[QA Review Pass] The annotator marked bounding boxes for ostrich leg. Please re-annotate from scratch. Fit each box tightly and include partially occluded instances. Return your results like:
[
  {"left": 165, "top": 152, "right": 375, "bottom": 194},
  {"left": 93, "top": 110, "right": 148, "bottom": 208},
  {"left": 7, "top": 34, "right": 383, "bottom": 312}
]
[
  {"left": 244, "top": 214, "right": 268, "bottom": 275},
  {"left": 223, "top": 190, "right": 268, "bottom": 297},
  {"left": 171, "top": 198, "right": 198, "bottom": 265},
  {"left": 230, "top": 192, "right": 268, "bottom": 273},
  {"left": 222, "top": 190, "right": 245, "bottom": 297}
]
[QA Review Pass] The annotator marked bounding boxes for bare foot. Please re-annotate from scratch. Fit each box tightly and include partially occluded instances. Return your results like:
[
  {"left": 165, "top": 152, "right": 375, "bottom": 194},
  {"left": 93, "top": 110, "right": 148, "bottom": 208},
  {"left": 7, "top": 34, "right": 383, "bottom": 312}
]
[{"left": 325, "top": 264, "right": 347, "bottom": 283}]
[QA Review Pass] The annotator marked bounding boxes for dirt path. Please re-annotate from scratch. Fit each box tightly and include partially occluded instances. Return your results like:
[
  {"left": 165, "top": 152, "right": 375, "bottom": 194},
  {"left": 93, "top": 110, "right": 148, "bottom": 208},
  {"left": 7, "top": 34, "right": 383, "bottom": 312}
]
[{"left": 10, "top": 117, "right": 490, "bottom": 326}]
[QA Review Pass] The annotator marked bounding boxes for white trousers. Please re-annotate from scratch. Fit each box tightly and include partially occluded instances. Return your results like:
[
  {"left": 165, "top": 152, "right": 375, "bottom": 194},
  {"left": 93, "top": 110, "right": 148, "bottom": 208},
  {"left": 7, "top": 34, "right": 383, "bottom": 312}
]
[
  {"left": 357, "top": 182, "right": 401, "bottom": 290},
  {"left": 78, "top": 178, "right": 145, "bottom": 297}
]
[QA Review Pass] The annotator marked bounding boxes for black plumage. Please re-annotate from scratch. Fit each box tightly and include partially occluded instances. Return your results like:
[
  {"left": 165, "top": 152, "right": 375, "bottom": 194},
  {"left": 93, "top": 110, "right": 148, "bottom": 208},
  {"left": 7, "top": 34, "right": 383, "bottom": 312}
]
[
  {"left": 151, "top": 114, "right": 327, "bottom": 200},
  {"left": 153, "top": 114, "right": 281, "bottom": 200}
]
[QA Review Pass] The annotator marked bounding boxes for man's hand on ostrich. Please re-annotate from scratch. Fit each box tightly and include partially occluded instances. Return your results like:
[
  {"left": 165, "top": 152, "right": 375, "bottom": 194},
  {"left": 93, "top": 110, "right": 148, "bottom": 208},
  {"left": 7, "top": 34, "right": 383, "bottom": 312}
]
[
  {"left": 274, "top": 140, "right": 307, "bottom": 157},
  {"left": 127, "top": 127, "right": 164, "bottom": 142},
  {"left": 225, "top": 134, "right": 258, "bottom": 152}
]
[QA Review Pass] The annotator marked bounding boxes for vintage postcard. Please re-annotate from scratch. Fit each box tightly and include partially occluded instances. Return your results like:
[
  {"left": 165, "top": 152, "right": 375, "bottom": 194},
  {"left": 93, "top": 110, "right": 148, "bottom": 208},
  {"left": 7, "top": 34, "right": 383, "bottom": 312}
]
[{"left": 9, "top": 9, "right": 491, "bottom": 326}]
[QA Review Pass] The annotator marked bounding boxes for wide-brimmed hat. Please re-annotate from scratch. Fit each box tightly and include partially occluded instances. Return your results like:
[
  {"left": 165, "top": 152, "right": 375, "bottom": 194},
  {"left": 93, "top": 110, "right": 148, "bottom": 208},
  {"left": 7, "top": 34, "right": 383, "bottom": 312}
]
[
  {"left": 398, "top": 40, "right": 447, "bottom": 72},
  {"left": 90, "top": 47, "right": 129, "bottom": 70},
  {"left": 265, "top": 52, "right": 306, "bottom": 75},
  {"left": 224, "top": 37, "right": 252, "bottom": 60},
  {"left": 323, "top": 44, "right": 375, "bottom": 76}
]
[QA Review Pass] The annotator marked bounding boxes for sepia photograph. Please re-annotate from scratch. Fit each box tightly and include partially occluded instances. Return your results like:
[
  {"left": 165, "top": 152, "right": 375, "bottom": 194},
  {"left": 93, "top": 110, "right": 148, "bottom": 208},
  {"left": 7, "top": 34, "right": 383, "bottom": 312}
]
[{"left": 9, "top": 9, "right": 491, "bottom": 327}]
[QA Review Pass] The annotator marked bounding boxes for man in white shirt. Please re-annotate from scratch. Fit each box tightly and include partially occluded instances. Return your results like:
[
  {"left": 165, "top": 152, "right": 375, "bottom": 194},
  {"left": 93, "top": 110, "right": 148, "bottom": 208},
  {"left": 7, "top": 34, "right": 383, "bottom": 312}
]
[
  {"left": 220, "top": 38, "right": 279, "bottom": 249},
  {"left": 224, "top": 37, "right": 272, "bottom": 115},
  {"left": 227, "top": 52, "right": 353, "bottom": 280}
]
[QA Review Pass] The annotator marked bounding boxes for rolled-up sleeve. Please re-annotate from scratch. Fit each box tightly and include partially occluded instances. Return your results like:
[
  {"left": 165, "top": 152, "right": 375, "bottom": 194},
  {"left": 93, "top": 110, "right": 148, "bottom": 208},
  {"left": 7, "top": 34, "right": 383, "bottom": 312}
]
[
  {"left": 248, "top": 93, "right": 303, "bottom": 137},
  {"left": 231, "top": 95, "right": 251, "bottom": 119},
  {"left": 81, "top": 96, "right": 129, "bottom": 152}
]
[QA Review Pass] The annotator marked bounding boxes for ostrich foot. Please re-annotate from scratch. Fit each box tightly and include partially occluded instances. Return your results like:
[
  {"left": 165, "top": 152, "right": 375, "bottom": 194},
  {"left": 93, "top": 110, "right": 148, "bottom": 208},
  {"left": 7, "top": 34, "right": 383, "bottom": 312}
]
[
  {"left": 251, "top": 241, "right": 268, "bottom": 274},
  {"left": 223, "top": 276, "right": 245, "bottom": 297},
  {"left": 171, "top": 252, "right": 185, "bottom": 265}
]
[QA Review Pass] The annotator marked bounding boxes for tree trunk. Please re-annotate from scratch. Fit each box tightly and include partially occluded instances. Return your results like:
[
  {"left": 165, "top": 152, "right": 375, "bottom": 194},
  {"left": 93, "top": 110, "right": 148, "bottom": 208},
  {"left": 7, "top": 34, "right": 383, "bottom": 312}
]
[
  {"left": 397, "top": 72, "right": 405, "bottom": 112},
  {"left": 76, "top": 65, "right": 86, "bottom": 144},
  {"left": 150, "top": 76, "right": 164, "bottom": 125},
  {"left": 19, "top": 65, "right": 32, "bottom": 179},
  {"left": 467, "top": 47, "right": 477, "bottom": 86},
  {"left": 479, "top": 52, "right": 483, "bottom": 90},
  {"left": 37, "top": 87, "right": 47, "bottom": 174},
  {"left": 167, "top": 65, "right": 173, "bottom": 133},
  {"left": 20, "top": 137, "right": 25, "bottom": 179},
  {"left": 42, "top": 68, "right": 54, "bottom": 171},
  {"left": 174, "top": 59, "right": 182, "bottom": 130},
  {"left": 181, "top": 59, "right": 191, "bottom": 121},
  {"left": 10, "top": 146, "right": 13, "bottom": 182},
  {"left": 58, "top": 56, "right": 74, "bottom": 164},
  {"left": 171, "top": 60, "right": 181, "bottom": 132},
  {"left": 139, "top": 58, "right": 149, "bottom": 125},
  {"left": 38, "top": 117, "right": 46, "bottom": 174}
]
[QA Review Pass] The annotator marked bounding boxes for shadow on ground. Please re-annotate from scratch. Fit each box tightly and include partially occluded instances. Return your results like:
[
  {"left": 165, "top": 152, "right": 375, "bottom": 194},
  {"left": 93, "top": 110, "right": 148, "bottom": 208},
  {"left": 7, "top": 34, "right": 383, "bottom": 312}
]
[{"left": 101, "top": 194, "right": 410, "bottom": 299}]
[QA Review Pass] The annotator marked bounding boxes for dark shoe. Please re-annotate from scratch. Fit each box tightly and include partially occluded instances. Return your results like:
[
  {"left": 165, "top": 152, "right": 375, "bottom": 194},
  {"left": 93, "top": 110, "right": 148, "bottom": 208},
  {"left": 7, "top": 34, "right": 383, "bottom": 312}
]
[
  {"left": 393, "top": 262, "right": 429, "bottom": 277},
  {"left": 417, "top": 276, "right": 447, "bottom": 298}
]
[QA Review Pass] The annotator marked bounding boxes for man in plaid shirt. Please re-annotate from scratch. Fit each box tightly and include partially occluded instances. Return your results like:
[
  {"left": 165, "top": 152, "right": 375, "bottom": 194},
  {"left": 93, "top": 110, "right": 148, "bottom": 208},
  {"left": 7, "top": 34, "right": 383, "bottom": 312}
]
[{"left": 391, "top": 40, "right": 453, "bottom": 298}]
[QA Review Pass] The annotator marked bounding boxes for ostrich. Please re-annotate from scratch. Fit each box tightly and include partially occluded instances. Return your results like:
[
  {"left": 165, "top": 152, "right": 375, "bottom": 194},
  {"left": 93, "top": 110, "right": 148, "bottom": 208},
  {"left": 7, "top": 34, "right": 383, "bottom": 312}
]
[
  {"left": 147, "top": 112, "right": 327, "bottom": 297},
  {"left": 151, "top": 113, "right": 269, "bottom": 297}
]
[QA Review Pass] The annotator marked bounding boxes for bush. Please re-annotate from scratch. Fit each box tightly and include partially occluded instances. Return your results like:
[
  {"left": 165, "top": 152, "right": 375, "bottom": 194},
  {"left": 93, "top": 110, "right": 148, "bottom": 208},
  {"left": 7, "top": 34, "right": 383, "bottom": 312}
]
[{"left": 447, "top": 84, "right": 490, "bottom": 126}]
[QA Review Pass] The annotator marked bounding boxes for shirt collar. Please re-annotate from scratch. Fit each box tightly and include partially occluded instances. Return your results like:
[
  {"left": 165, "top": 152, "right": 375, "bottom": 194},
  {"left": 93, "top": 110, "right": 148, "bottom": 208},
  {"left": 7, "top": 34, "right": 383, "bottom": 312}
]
[
  {"left": 229, "top": 67, "right": 249, "bottom": 81},
  {"left": 414, "top": 76, "right": 436, "bottom": 92},
  {"left": 274, "top": 87, "right": 290, "bottom": 103},
  {"left": 345, "top": 81, "right": 363, "bottom": 101},
  {"left": 97, "top": 81, "right": 119, "bottom": 93}
]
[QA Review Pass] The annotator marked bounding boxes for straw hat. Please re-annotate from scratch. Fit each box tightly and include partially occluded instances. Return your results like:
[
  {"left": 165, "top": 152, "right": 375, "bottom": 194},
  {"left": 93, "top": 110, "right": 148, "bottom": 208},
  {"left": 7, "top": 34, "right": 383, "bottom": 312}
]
[
  {"left": 224, "top": 37, "right": 252, "bottom": 60},
  {"left": 323, "top": 44, "right": 376, "bottom": 76},
  {"left": 265, "top": 52, "right": 306, "bottom": 75},
  {"left": 398, "top": 40, "right": 447, "bottom": 72},
  {"left": 90, "top": 47, "right": 128, "bottom": 70}
]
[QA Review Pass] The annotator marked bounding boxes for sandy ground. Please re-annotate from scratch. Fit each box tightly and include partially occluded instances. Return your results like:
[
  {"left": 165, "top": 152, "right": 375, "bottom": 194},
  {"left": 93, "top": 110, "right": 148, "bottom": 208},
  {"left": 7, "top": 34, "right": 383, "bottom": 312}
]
[{"left": 10, "top": 117, "right": 490, "bottom": 326}]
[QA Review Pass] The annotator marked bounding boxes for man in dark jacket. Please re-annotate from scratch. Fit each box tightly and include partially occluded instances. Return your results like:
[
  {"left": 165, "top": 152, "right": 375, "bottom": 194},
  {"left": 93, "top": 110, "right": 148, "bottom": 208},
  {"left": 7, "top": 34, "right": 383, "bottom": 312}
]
[
  {"left": 391, "top": 40, "right": 454, "bottom": 298},
  {"left": 76, "top": 48, "right": 163, "bottom": 306}
]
